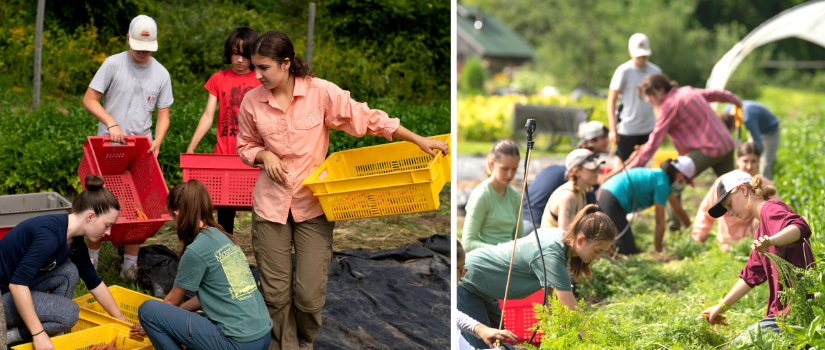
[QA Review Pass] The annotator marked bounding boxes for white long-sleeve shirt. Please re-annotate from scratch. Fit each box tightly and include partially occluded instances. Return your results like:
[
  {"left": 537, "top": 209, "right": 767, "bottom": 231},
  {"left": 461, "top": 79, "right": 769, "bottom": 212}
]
[{"left": 455, "top": 310, "right": 497, "bottom": 350}]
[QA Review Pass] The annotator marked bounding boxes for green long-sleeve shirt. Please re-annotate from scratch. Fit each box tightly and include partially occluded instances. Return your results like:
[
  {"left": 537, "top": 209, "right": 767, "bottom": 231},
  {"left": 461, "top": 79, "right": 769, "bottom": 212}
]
[{"left": 462, "top": 178, "right": 524, "bottom": 252}]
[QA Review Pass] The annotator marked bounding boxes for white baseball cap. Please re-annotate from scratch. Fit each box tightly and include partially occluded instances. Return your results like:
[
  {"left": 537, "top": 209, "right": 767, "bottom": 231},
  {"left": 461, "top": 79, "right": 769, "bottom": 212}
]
[
  {"left": 671, "top": 156, "right": 695, "bottom": 187},
  {"left": 628, "top": 33, "right": 652, "bottom": 58},
  {"left": 564, "top": 149, "right": 605, "bottom": 177},
  {"left": 579, "top": 121, "right": 606, "bottom": 141},
  {"left": 128, "top": 15, "right": 158, "bottom": 52},
  {"left": 709, "top": 171, "right": 753, "bottom": 218}
]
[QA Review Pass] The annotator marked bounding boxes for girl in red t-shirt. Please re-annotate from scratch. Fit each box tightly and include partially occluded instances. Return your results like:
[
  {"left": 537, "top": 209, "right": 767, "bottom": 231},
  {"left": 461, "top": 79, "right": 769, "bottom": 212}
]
[{"left": 186, "top": 27, "right": 261, "bottom": 234}]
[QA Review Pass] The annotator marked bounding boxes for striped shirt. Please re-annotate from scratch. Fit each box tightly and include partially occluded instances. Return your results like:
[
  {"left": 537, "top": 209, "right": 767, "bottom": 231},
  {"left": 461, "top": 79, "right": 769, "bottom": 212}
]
[{"left": 628, "top": 86, "right": 741, "bottom": 168}]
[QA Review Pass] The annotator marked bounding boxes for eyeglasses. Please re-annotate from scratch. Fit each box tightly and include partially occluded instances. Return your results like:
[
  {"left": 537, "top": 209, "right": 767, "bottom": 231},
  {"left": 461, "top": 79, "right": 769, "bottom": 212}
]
[{"left": 458, "top": 266, "right": 468, "bottom": 277}]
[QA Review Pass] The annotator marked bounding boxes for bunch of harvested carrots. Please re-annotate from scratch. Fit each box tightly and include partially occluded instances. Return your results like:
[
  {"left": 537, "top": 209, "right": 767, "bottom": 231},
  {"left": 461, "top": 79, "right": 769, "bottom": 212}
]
[
  {"left": 700, "top": 312, "right": 729, "bottom": 326},
  {"left": 134, "top": 208, "right": 148, "bottom": 220},
  {"left": 88, "top": 339, "right": 119, "bottom": 350}
]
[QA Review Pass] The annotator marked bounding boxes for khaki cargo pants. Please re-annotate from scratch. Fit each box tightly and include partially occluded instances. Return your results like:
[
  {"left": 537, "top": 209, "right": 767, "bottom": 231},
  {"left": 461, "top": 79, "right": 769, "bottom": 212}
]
[{"left": 252, "top": 211, "right": 335, "bottom": 350}]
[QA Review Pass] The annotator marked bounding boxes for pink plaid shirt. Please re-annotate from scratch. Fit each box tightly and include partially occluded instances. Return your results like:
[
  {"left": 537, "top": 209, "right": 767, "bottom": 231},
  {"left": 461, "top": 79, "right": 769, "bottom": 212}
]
[
  {"left": 237, "top": 77, "right": 400, "bottom": 224},
  {"left": 628, "top": 86, "right": 741, "bottom": 168}
]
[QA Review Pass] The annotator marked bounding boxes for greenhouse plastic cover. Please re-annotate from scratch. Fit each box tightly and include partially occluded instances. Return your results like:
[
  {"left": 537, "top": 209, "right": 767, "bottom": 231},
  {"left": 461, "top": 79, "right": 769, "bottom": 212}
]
[{"left": 707, "top": 0, "right": 825, "bottom": 90}]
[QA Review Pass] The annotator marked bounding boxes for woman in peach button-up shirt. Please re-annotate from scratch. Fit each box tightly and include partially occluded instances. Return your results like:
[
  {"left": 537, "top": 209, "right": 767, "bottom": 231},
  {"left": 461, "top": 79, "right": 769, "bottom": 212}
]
[
  {"left": 236, "top": 31, "right": 448, "bottom": 349},
  {"left": 692, "top": 142, "right": 779, "bottom": 251}
]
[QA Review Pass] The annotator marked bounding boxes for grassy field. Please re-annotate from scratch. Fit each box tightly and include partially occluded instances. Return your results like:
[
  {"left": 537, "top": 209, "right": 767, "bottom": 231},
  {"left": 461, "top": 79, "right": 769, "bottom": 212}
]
[{"left": 457, "top": 86, "right": 825, "bottom": 349}]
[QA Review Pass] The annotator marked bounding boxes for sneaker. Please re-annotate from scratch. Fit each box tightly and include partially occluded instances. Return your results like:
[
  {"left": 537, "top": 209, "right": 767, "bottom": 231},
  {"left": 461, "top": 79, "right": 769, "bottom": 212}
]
[
  {"left": 298, "top": 339, "right": 313, "bottom": 349},
  {"left": 91, "top": 258, "right": 98, "bottom": 270},
  {"left": 120, "top": 264, "right": 138, "bottom": 280}
]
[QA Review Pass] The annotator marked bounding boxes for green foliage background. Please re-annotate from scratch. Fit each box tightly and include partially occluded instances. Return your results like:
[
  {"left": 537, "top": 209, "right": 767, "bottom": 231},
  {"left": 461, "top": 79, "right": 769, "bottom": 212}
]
[
  {"left": 0, "top": 0, "right": 450, "bottom": 196},
  {"left": 460, "top": 0, "right": 825, "bottom": 97}
]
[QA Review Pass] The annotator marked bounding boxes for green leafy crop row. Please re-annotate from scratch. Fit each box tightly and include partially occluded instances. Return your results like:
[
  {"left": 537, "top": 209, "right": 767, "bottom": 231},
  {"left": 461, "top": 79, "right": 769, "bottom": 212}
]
[{"left": 0, "top": 98, "right": 449, "bottom": 196}]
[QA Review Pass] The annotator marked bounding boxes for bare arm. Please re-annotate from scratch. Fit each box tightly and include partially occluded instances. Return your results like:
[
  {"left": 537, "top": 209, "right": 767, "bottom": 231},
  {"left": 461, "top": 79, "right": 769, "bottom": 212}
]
[
  {"left": 555, "top": 290, "right": 580, "bottom": 313},
  {"left": 654, "top": 203, "right": 666, "bottom": 252},
  {"left": 667, "top": 193, "right": 691, "bottom": 227},
  {"left": 701, "top": 279, "right": 752, "bottom": 322},
  {"left": 753, "top": 224, "right": 802, "bottom": 253},
  {"left": 164, "top": 285, "right": 188, "bottom": 307},
  {"left": 89, "top": 282, "right": 127, "bottom": 322},
  {"left": 555, "top": 191, "right": 578, "bottom": 231},
  {"left": 148, "top": 107, "right": 170, "bottom": 156},
  {"left": 392, "top": 125, "right": 449, "bottom": 157},
  {"left": 83, "top": 87, "right": 124, "bottom": 143},
  {"left": 186, "top": 94, "right": 219, "bottom": 153},
  {"left": 180, "top": 296, "right": 202, "bottom": 312},
  {"left": 607, "top": 89, "right": 620, "bottom": 145},
  {"left": 9, "top": 284, "right": 54, "bottom": 349}
]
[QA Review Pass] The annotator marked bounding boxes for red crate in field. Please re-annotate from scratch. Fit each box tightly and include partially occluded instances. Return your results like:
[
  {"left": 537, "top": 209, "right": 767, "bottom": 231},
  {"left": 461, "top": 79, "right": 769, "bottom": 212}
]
[
  {"left": 179, "top": 153, "right": 259, "bottom": 210},
  {"left": 77, "top": 136, "right": 171, "bottom": 245},
  {"left": 499, "top": 289, "right": 545, "bottom": 345}
]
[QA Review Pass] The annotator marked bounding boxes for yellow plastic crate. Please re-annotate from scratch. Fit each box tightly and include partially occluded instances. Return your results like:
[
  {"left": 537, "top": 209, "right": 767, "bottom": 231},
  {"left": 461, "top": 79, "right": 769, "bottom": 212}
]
[
  {"left": 650, "top": 150, "right": 679, "bottom": 169},
  {"left": 74, "top": 285, "right": 161, "bottom": 325},
  {"left": 72, "top": 308, "right": 132, "bottom": 333},
  {"left": 12, "top": 324, "right": 153, "bottom": 350},
  {"left": 303, "top": 134, "right": 451, "bottom": 221}
]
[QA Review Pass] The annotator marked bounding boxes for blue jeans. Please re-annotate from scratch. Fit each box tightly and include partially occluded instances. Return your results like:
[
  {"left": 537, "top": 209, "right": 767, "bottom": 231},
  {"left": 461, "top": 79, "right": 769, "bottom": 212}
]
[
  {"left": 457, "top": 286, "right": 502, "bottom": 349},
  {"left": 138, "top": 300, "right": 271, "bottom": 350},
  {"left": 3, "top": 261, "right": 80, "bottom": 342},
  {"left": 731, "top": 317, "right": 781, "bottom": 347}
]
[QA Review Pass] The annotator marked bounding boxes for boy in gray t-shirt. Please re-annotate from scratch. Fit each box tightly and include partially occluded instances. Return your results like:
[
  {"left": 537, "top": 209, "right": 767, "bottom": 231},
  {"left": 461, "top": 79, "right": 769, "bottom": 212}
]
[
  {"left": 81, "top": 15, "right": 173, "bottom": 279},
  {"left": 607, "top": 33, "right": 662, "bottom": 162},
  {"left": 83, "top": 15, "right": 173, "bottom": 155}
]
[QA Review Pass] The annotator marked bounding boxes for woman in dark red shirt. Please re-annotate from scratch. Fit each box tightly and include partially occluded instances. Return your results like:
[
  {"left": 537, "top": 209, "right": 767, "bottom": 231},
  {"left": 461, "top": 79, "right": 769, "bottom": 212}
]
[{"left": 700, "top": 171, "right": 815, "bottom": 340}]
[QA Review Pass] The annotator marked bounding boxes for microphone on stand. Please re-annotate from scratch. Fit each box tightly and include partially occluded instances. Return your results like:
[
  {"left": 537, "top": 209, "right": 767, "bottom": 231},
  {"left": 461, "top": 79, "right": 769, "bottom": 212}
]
[{"left": 525, "top": 119, "right": 536, "bottom": 150}]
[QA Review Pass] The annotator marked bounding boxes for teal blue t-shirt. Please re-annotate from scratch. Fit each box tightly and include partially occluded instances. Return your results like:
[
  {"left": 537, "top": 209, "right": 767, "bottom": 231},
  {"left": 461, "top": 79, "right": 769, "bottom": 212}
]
[
  {"left": 459, "top": 228, "right": 571, "bottom": 302},
  {"left": 174, "top": 227, "right": 272, "bottom": 342},
  {"left": 600, "top": 168, "right": 672, "bottom": 213}
]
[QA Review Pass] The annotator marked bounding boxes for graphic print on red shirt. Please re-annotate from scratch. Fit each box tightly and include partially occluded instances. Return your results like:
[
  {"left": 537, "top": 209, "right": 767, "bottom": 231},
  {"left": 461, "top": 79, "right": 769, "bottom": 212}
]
[{"left": 205, "top": 69, "right": 261, "bottom": 154}]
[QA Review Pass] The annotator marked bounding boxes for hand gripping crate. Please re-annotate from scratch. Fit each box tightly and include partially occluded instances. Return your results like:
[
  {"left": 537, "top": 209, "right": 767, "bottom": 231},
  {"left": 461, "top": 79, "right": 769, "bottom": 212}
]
[
  {"left": 11, "top": 324, "right": 154, "bottom": 350},
  {"left": 302, "top": 134, "right": 451, "bottom": 221},
  {"left": 499, "top": 289, "right": 545, "bottom": 345},
  {"left": 77, "top": 136, "right": 172, "bottom": 245},
  {"left": 0, "top": 192, "right": 72, "bottom": 239},
  {"left": 74, "top": 285, "right": 162, "bottom": 325},
  {"left": 180, "top": 153, "right": 260, "bottom": 210}
]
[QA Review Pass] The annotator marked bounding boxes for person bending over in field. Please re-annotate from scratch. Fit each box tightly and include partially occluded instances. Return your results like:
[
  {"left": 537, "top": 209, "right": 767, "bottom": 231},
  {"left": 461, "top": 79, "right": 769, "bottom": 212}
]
[
  {"left": 700, "top": 171, "right": 814, "bottom": 343},
  {"left": 598, "top": 157, "right": 694, "bottom": 254},
  {"left": 455, "top": 240, "right": 525, "bottom": 350},
  {"left": 457, "top": 205, "right": 616, "bottom": 348}
]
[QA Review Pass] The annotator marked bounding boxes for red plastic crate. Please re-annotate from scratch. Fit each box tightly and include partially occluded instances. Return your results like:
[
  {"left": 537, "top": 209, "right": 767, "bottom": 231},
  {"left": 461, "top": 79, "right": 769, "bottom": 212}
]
[
  {"left": 179, "top": 154, "right": 259, "bottom": 210},
  {"left": 499, "top": 289, "right": 545, "bottom": 345},
  {"left": 0, "top": 227, "right": 10, "bottom": 240},
  {"left": 77, "top": 136, "right": 171, "bottom": 245}
]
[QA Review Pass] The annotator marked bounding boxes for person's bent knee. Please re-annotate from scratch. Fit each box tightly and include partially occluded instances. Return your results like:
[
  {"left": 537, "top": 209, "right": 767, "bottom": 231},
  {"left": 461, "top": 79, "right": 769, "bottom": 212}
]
[{"left": 138, "top": 299, "right": 164, "bottom": 324}]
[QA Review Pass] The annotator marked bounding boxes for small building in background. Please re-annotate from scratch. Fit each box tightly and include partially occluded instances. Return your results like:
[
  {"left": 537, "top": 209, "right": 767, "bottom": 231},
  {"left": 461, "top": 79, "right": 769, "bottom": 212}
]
[{"left": 456, "top": 2, "right": 534, "bottom": 75}]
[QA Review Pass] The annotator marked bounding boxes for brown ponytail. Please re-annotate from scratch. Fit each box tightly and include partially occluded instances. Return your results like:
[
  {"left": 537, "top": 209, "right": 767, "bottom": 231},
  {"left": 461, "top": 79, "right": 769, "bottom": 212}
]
[
  {"left": 166, "top": 179, "right": 238, "bottom": 257},
  {"left": 567, "top": 166, "right": 585, "bottom": 192},
  {"left": 738, "top": 142, "right": 762, "bottom": 158},
  {"left": 484, "top": 140, "right": 520, "bottom": 178},
  {"left": 73, "top": 175, "right": 120, "bottom": 216},
  {"left": 745, "top": 174, "right": 777, "bottom": 200},
  {"left": 561, "top": 204, "right": 617, "bottom": 281},
  {"left": 252, "top": 30, "right": 313, "bottom": 78}
]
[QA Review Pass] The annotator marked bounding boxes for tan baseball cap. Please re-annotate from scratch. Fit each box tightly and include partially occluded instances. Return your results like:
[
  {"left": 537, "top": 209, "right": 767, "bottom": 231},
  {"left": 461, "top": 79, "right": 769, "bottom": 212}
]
[{"left": 128, "top": 15, "right": 158, "bottom": 52}]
